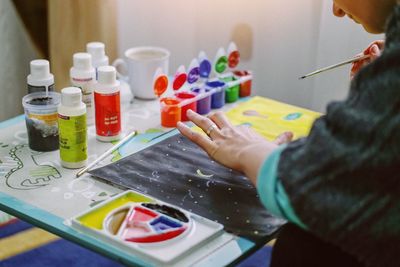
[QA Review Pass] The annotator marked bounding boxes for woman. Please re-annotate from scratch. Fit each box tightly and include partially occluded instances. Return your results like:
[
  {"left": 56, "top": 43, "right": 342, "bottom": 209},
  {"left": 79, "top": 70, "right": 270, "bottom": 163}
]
[{"left": 177, "top": 0, "right": 400, "bottom": 266}]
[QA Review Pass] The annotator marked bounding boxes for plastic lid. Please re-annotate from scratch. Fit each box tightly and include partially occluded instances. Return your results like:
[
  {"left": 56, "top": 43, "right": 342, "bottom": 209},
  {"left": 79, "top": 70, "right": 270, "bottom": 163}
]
[
  {"left": 86, "top": 42, "right": 109, "bottom": 67},
  {"left": 61, "top": 87, "right": 82, "bottom": 107},
  {"left": 98, "top": 66, "right": 117, "bottom": 84},
  {"left": 73, "top": 53, "right": 93, "bottom": 71},
  {"left": 28, "top": 59, "right": 54, "bottom": 83}
]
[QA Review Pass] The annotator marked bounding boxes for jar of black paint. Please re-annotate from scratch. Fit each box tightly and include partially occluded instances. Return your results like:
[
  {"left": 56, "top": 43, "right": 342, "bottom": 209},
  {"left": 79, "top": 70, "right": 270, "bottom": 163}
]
[{"left": 22, "top": 92, "right": 61, "bottom": 152}]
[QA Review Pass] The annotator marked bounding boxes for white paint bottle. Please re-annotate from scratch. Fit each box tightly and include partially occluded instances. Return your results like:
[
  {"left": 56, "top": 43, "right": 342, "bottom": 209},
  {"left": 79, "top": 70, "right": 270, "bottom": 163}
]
[
  {"left": 27, "top": 59, "right": 55, "bottom": 94},
  {"left": 94, "top": 66, "right": 121, "bottom": 142},
  {"left": 58, "top": 87, "right": 88, "bottom": 169},
  {"left": 86, "top": 42, "right": 109, "bottom": 79},
  {"left": 70, "top": 53, "right": 96, "bottom": 125}
]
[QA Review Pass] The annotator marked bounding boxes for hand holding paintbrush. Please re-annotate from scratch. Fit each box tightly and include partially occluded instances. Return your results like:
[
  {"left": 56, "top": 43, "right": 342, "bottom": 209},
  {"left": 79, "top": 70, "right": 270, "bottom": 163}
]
[{"left": 300, "top": 40, "right": 384, "bottom": 79}]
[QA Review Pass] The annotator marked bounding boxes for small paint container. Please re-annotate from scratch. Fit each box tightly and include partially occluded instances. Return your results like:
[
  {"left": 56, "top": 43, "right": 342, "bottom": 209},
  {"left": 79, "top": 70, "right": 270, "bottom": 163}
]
[
  {"left": 234, "top": 70, "right": 252, "bottom": 97},
  {"left": 175, "top": 92, "right": 197, "bottom": 121},
  {"left": 22, "top": 91, "right": 61, "bottom": 151},
  {"left": 160, "top": 97, "right": 181, "bottom": 128},
  {"left": 222, "top": 76, "right": 239, "bottom": 103},
  {"left": 191, "top": 88, "right": 211, "bottom": 115},
  {"left": 205, "top": 81, "right": 226, "bottom": 109}
]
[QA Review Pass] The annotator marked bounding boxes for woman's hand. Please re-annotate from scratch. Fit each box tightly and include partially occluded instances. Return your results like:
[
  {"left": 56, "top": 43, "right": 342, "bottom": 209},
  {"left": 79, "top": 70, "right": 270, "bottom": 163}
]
[
  {"left": 177, "top": 110, "right": 293, "bottom": 184},
  {"left": 350, "top": 40, "right": 384, "bottom": 79}
]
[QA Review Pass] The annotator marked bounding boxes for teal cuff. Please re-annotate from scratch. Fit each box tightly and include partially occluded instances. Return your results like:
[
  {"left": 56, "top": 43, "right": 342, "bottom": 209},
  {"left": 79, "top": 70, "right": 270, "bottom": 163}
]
[{"left": 257, "top": 145, "right": 307, "bottom": 229}]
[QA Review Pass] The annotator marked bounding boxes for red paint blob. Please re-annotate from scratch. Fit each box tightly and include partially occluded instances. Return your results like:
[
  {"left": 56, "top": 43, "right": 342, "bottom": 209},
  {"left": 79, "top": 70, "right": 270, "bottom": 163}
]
[
  {"left": 173, "top": 73, "right": 187, "bottom": 91},
  {"left": 125, "top": 227, "right": 186, "bottom": 243},
  {"left": 127, "top": 207, "right": 158, "bottom": 225},
  {"left": 154, "top": 75, "right": 168, "bottom": 97},
  {"left": 228, "top": 51, "right": 240, "bottom": 68}
]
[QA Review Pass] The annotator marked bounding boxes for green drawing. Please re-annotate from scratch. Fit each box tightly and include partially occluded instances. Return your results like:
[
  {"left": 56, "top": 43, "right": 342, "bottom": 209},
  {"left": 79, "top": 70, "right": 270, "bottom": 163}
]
[{"left": 3, "top": 144, "right": 62, "bottom": 190}]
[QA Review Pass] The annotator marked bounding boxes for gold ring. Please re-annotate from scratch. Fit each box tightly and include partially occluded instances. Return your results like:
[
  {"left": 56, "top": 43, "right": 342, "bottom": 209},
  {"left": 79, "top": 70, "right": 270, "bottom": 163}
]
[{"left": 206, "top": 124, "right": 217, "bottom": 136}]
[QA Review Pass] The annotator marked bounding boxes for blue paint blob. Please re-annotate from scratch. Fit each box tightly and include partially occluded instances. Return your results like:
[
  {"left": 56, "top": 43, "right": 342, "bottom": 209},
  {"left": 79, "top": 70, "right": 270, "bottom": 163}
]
[
  {"left": 240, "top": 122, "right": 253, "bottom": 127},
  {"left": 284, "top": 113, "right": 302, "bottom": 120},
  {"left": 150, "top": 216, "right": 182, "bottom": 232},
  {"left": 206, "top": 81, "right": 225, "bottom": 88},
  {"left": 199, "top": 60, "right": 212, "bottom": 78}
]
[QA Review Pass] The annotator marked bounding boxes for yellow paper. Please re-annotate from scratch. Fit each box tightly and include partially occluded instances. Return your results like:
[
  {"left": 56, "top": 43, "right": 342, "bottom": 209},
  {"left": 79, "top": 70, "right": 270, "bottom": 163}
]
[{"left": 194, "top": 96, "right": 321, "bottom": 141}]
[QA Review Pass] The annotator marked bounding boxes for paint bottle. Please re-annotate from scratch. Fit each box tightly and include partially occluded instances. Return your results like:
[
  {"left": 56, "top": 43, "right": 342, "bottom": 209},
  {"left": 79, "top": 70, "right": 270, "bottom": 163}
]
[
  {"left": 86, "top": 42, "right": 109, "bottom": 79},
  {"left": 94, "top": 66, "right": 121, "bottom": 142},
  {"left": 70, "top": 53, "right": 96, "bottom": 125},
  {"left": 27, "top": 59, "right": 55, "bottom": 94},
  {"left": 58, "top": 87, "right": 88, "bottom": 169}
]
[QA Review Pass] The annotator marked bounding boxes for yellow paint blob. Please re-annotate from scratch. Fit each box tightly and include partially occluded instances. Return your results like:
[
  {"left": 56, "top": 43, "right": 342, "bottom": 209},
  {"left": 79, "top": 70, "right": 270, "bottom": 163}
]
[{"left": 78, "top": 192, "right": 154, "bottom": 230}]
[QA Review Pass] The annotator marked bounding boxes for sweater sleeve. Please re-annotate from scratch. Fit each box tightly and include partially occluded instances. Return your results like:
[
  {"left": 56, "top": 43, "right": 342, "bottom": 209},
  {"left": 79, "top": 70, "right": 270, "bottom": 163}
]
[
  {"left": 276, "top": 6, "right": 400, "bottom": 267},
  {"left": 257, "top": 145, "right": 307, "bottom": 229}
]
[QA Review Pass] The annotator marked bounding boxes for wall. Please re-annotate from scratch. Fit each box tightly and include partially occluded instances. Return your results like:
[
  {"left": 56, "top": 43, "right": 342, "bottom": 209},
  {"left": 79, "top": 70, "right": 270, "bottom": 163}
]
[
  {"left": 0, "top": 0, "right": 38, "bottom": 121},
  {"left": 117, "top": 0, "right": 384, "bottom": 112},
  {"left": 117, "top": 0, "right": 322, "bottom": 109}
]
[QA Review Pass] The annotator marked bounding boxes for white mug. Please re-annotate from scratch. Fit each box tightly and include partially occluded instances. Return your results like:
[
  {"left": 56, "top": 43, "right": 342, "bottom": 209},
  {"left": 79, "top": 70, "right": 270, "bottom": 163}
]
[{"left": 113, "top": 47, "right": 170, "bottom": 100}]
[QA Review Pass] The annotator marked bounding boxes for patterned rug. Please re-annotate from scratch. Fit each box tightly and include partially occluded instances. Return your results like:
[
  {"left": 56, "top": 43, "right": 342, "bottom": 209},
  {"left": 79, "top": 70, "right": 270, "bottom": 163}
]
[{"left": 0, "top": 212, "right": 271, "bottom": 266}]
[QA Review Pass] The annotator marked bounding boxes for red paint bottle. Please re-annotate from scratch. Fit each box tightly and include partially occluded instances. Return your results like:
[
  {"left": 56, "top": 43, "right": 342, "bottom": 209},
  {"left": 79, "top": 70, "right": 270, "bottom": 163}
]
[{"left": 94, "top": 66, "right": 121, "bottom": 142}]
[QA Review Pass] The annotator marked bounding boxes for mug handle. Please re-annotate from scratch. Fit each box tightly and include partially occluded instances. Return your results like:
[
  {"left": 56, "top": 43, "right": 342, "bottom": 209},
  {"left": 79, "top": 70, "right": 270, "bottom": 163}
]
[{"left": 112, "top": 58, "right": 129, "bottom": 81}]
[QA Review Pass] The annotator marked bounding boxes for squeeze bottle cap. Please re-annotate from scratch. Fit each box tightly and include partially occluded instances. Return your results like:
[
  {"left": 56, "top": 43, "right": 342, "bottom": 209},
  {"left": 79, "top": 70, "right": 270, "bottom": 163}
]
[
  {"left": 61, "top": 87, "right": 82, "bottom": 107},
  {"left": 28, "top": 59, "right": 54, "bottom": 82},
  {"left": 98, "top": 66, "right": 117, "bottom": 85},
  {"left": 86, "top": 42, "right": 109, "bottom": 67},
  {"left": 73, "top": 53, "right": 93, "bottom": 71}
]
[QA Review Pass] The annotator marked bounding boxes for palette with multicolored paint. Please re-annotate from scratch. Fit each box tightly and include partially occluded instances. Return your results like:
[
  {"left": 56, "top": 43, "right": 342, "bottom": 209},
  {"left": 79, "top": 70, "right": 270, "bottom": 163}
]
[{"left": 68, "top": 190, "right": 225, "bottom": 265}]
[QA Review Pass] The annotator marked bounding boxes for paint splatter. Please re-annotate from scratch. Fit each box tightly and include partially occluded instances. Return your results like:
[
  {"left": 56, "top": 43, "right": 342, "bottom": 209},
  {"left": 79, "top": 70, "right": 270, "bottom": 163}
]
[
  {"left": 284, "top": 112, "right": 302, "bottom": 120},
  {"left": 243, "top": 110, "right": 268, "bottom": 119},
  {"left": 196, "top": 169, "right": 214, "bottom": 178}
]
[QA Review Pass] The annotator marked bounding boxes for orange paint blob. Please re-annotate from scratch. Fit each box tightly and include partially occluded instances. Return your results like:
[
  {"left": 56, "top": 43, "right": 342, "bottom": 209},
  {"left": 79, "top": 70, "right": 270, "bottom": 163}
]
[{"left": 154, "top": 75, "right": 168, "bottom": 97}]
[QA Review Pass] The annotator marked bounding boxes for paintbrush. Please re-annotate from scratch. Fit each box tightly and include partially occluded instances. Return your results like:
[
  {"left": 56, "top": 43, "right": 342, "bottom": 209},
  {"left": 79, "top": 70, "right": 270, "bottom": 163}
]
[
  {"left": 299, "top": 54, "right": 370, "bottom": 80},
  {"left": 76, "top": 130, "right": 138, "bottom": 178}
]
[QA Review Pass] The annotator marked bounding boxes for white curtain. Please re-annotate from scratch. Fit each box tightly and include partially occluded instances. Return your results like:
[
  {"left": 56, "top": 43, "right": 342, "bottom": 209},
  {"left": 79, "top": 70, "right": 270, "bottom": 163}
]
[{"left": 0, "top": 0, "right": 38, "bottom": 121}]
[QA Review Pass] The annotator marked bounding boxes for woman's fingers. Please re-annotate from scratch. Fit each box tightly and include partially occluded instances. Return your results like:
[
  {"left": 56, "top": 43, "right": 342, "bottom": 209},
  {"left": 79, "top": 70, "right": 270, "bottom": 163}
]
[
  {"left": 177, "top": 121, "right": 218, "bottom": 157},
  {"left": 186, "top": 109, "right": 222, "bottom": 139},
  {"left": 351, "top": 40, "right": 384, "bottom": 79},
  {"left": 208, "top": 111, "right": 233, "bottom": 129},
  {"left": 274, "top": 131, "right": 293, "bottom": 145}
]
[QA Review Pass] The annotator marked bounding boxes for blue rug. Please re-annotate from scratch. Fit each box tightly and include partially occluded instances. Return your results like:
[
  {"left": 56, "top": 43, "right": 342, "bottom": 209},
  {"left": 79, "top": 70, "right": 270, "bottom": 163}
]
[{"left": 0, "top": 218, "right": 271, "bottom": 267}]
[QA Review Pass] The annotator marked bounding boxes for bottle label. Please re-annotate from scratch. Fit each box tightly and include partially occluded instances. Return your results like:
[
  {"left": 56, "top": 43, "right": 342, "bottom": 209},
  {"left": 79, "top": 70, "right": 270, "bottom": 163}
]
[
  {"left": 28, "top": 84, "right": 55, "bottom": 94},
  {"left": 58, "top": 113, "right": 87, "bottom": 163},
  {"left": 72, "top": 78, "right": 93, "bottom": 110},
  {"left": 94, "top": 91, "right": 121, "bottom": 137}
]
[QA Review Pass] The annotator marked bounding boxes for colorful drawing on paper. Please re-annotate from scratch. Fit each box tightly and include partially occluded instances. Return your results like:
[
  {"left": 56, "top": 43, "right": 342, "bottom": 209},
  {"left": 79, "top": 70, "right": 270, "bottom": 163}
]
[
  {"left": 71, "top": 190, "right": 224, "bottom": 265},
  {"left": 224, "top": 96, "right": 321, "bottom": 140}
]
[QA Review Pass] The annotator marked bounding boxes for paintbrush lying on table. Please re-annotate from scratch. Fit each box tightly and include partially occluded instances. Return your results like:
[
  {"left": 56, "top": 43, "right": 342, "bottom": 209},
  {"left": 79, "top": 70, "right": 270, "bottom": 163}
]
[{"left": 299, "top": 54, "right": 370, "bottom": 79}]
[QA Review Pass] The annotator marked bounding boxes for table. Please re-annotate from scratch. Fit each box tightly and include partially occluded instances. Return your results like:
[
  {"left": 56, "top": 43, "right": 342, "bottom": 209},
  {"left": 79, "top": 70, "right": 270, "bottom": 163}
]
[{"left": 0, "top": 97, "right": 277, "bottom": 266}]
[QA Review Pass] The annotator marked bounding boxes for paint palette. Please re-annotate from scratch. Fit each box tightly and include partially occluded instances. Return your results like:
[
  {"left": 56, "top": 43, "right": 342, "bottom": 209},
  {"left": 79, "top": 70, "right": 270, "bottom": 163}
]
[
  {"left": 108, "top": 203, "right": 190, "bottom": 244},
  {"left": 68, "top": 190, "right": 225, "bottom": 265}
]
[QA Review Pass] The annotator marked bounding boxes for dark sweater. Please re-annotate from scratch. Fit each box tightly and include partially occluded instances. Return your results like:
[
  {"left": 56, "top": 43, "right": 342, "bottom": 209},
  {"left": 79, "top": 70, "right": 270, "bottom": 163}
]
[{"left": 278, "top": 5, "right": 400, "bottom": 267}]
